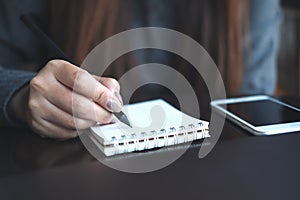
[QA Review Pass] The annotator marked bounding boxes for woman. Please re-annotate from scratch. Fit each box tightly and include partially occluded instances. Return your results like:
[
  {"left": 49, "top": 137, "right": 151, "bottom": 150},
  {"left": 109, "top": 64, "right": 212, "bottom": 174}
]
[{"left": 0, "top": 0, "right": 282, "bottom": 138}]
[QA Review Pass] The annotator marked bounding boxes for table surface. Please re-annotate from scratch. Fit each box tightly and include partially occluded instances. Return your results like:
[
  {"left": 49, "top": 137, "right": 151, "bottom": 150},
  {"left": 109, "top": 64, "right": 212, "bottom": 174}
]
[{"left": 1, "top": 96, "right": 300, "bottom": 200}]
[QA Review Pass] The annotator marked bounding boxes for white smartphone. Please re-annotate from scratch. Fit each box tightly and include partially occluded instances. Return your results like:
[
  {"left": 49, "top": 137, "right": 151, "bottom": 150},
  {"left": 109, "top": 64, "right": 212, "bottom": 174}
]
[{"left": 210, "top": 95, "right": 300, "bottom": 135}]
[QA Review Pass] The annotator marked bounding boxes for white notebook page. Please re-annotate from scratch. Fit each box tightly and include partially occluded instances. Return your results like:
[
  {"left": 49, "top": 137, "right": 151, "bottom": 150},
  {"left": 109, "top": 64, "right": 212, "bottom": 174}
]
[{"left": 90, "top": 99, "right": 208, "bottom": 145}]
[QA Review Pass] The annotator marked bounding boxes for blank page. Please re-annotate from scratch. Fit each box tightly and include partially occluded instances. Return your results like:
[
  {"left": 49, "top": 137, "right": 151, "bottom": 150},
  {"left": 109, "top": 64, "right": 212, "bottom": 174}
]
[{"left": 90, "top": 99, "right": 208, "bottom": 145}]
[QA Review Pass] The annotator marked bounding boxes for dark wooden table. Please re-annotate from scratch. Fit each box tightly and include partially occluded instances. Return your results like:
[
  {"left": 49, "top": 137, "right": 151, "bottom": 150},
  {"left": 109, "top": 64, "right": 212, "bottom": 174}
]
[{"left": 0, "top": 96, "right": 300, "bottom": 200}]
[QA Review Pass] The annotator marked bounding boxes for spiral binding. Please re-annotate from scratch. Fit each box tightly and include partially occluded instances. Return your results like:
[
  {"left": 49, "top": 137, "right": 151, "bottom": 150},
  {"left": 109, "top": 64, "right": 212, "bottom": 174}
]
[{"left": 108, "top": 122, "right": 209, "bottom": 155}]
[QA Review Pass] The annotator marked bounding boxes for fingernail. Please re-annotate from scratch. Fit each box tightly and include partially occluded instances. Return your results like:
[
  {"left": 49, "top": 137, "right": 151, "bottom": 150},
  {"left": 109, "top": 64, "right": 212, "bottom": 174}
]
[
  {"left": 107, "top": 99, "right": 122, "bottom": 113},
  {"left": 114, "top": 91, "right": 123, "bottom": 106}
]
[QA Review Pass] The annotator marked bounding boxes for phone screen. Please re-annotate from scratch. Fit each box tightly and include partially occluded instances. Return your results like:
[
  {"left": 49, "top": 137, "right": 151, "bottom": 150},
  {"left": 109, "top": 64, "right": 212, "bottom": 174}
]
[{"left": 222, "top": 100, "right": 300, "bottom": 126}]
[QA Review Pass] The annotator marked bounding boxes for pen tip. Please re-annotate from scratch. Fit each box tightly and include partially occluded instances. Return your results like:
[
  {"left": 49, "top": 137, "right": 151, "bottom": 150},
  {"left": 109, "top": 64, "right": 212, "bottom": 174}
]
[
  {"left": 114, "top": 111, "right": 132, "bottom": 128},
  {"left": 123, "top": 119, "right": 132, "bottom": 128}
]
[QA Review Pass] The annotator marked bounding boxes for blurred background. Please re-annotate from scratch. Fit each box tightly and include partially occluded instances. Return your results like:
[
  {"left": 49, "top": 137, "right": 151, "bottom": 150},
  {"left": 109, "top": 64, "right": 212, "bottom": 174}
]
[
  {"left": 278, "top": 0, "right": 300, "bottom": 96},
  {"left": 48, "top": 0, "right": 300, "bottom": 97},
  {"left": 4, "top": 0, "right": 300, "bottom": 98}
]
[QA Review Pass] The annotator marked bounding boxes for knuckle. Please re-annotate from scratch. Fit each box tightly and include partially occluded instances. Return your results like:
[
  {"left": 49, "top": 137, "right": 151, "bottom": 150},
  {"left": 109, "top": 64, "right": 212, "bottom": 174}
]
[
  {"left": 28, "top": 98, "right": 40, "bottom": 111},
  {"left": 74, "top": 68, "right": 88, "bottom": 80},
  {"left": 107, "top": 78, "right": 120, "bottom": 89},
  {"left": 94, "top": 86, "right": 111, "bottom": 104},
  {"left": 94, "top": 89, "right": 106, "bottom": 103},
  {"left": 30, "top": 77, "right": 45, "bottom": 92},
  {"left": 47, "top": 59, "right": 67, "bottom": 69},
  {"left": 101, "top": 78, "right": 120, "bottom": 92},
  {"left": 45, "top": 60, "right": 59, "bottom": 71}
]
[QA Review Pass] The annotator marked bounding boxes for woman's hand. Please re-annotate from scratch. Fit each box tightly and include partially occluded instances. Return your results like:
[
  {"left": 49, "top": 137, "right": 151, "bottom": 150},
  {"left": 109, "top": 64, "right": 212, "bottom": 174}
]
[{"left": 9, "top": 60, "right": 123, "bottom": 139}]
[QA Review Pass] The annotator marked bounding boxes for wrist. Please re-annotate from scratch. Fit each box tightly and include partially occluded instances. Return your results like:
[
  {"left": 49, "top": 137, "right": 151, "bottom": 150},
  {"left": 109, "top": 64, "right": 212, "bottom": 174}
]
[{"left": 7, "top": 84, "right": 29, "bottom": 125}]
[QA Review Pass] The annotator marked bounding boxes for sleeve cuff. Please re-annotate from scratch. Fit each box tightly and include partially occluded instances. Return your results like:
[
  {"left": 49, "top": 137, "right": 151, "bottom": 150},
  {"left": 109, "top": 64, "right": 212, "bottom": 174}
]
[{"left": 0, "top": 68, "right": 36, "bottom": 127}]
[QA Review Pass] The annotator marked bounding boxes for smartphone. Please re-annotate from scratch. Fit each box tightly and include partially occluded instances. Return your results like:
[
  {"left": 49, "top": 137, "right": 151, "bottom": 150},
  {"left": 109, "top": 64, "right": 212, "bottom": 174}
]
[{"left": 210, "top": 95, "right": 300, "bottom": 135}]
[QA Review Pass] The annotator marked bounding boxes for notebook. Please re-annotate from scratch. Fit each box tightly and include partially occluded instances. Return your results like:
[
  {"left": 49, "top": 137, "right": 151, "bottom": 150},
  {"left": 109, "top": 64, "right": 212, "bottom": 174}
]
[{"left": 89, "top": 99, "right": 210, "bottom": 156}]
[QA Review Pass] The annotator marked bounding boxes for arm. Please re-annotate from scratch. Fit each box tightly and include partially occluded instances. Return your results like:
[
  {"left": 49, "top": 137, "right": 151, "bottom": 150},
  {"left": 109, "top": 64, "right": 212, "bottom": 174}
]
[
  {"left": 1, "top": 1, "right": 123, "bottom": 138},
  {"left": 0, "top": 68, "right": 35, "bottom": 126},
  {"left": 0, "top": 0, "right": 46, "bottom": 126}
]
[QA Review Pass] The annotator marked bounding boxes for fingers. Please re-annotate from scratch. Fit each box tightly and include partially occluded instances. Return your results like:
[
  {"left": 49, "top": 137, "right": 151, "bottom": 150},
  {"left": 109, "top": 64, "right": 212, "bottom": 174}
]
[
  {"left": 27, "top": 94, "right": 98, "bottom": 139},
  {"left": 50, "top": 60, "right": 122, "bottom": 112},
  {"left": 30, "top": 77, "right": 113, "bottom": 124},
  {"left": 37, "top": 97, "right": 97, "bottom": 130},
  {"left": 30, "top": 117, "right": 78, "bottom": 139},
  {"left": 27, "top": 59, "right": 123, "bottom": 139},
  {"left": 94, "top": 76, "right": 120, "bottom": 93},
  {"left": 94, "top": 76, "right": 123, "bottom": 105}
]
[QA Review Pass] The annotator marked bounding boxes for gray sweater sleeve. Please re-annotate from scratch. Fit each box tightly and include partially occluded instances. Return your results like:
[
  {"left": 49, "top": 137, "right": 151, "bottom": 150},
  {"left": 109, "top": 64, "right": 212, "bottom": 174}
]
[
  {"left": 0, "top": 0, "right": 48, "bottom": 127},
  {"left": 0, "top": 68, "right": 36, "bottom": 126}
]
